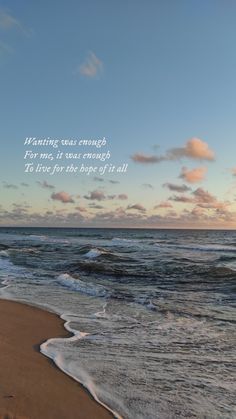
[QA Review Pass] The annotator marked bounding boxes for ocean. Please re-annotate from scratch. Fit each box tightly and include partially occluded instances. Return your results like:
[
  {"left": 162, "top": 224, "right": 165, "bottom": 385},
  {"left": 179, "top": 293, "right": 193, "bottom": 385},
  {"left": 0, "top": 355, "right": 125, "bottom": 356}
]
[{"left": 0, "top": 227, "right": 235, "bottom": 419}]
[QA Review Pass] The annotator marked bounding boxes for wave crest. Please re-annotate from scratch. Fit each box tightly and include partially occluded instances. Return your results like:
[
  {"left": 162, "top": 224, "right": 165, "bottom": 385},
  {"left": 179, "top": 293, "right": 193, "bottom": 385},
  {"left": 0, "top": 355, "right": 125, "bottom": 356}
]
[{"left": 56, "top": 273, "right": 108, "bottom": 297}]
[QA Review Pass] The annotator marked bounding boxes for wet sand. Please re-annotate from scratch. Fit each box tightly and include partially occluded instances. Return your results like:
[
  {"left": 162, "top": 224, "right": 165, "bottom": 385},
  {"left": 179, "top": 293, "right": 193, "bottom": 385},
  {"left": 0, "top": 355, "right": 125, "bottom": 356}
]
[{"left": 0, "top": 299, "right": 113, "bottom": 419}]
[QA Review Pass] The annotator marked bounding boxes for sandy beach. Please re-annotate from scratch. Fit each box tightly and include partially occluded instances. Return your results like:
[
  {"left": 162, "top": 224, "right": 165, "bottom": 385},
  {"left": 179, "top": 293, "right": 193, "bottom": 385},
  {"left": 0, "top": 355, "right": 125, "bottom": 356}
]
[{"left": 0, "top": 299, "right": 113, "bottom": 419}]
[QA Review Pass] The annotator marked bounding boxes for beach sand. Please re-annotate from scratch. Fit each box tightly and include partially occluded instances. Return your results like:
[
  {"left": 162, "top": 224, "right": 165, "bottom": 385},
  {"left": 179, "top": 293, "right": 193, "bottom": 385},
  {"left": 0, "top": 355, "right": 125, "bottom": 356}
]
[{"left": 0, "top": 299, "right": 113, "bottom": 419}]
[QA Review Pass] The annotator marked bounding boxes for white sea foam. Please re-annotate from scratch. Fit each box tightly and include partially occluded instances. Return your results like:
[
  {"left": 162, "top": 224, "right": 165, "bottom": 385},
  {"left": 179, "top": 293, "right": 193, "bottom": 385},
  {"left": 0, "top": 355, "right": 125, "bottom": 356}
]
[
  {"left": 40, "top": 313, "right": 122, "bottom": 419},
  {"left": 56, "top": 273, "right": 108, "bottom": 297},
  {"left": 85, "top": 248, "right": 103, "bottom": 258},
  {"left": 29, "top": 234, "right": 48, "bottom": 240},
  {"left": 93, "top": 301, "right": 109, "bottom": 318},
  {"left": 0, "top": 250, "right": 9, "bottom": 257}
]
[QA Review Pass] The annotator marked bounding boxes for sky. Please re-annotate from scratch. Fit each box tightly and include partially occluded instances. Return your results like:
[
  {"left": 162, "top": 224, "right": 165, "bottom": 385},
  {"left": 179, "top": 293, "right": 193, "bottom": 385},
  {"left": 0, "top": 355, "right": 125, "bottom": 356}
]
[{"left": 0, "top": 0, "right": 236, "bottom": 228}]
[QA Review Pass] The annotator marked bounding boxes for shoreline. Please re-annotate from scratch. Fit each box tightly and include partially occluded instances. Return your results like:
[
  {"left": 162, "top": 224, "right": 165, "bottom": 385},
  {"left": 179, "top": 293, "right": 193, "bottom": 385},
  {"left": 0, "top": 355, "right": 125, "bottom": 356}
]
[{"left": 0, "top": 298, "right": 113, "bottom": 419}]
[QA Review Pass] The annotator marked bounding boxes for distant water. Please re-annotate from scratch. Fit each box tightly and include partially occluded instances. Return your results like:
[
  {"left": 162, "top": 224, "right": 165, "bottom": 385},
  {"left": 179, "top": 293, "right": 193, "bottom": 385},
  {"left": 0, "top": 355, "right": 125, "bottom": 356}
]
[{"left": 0, "top": 227, "right": 236, "bottom": 419}]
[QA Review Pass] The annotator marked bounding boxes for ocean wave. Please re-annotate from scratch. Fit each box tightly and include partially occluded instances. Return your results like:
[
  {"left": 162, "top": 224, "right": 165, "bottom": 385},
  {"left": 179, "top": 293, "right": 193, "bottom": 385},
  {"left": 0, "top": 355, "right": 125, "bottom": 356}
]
[
  {"left": 82, "top": 247, "right": 132, "bottom": 263},
  {"left": 217, "top": 255, "right": 236, "bottom": 262},
  {"left": 14, "top": 247, "right": 40, "bottom": 254},
  {"left": 70, "top": 260, "right": 136, "bottom": 278},
  {"left": 0, "top": 256, "right": 33, "bottom": 289},
  {"left": 0, "top": 250, "right": 9, "bottom": 258},
  {"left": 156, "top": 243, "right": 236, "bottom": 253},
  {"left": 84, "top": 248, "right": 104, "bottom": 259},
  {"left": 206, "top": 266, "right": 236, "bottom": 277},
  {"left": 0, "top": 256, "right": 15, "bottom": 271},
  {"left": 0, "top": 244, "right": 9, "bottom": 250},
  {"left": 56, "top": 273, "right": 108, "bottom": 297}
]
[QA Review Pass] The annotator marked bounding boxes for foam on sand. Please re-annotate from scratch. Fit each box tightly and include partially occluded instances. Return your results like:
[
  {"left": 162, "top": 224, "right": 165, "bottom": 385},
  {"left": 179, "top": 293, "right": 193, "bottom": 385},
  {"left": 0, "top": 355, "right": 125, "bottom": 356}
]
[{"left": 40, "top": 312, "right": 122, "bottom": 419}]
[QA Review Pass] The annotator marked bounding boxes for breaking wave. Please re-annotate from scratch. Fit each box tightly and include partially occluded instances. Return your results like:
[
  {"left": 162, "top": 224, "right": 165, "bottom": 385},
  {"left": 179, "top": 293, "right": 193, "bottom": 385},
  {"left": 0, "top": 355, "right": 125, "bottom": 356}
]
[{"left": 56, "top": 273, "right": 108, "bottom": 297}]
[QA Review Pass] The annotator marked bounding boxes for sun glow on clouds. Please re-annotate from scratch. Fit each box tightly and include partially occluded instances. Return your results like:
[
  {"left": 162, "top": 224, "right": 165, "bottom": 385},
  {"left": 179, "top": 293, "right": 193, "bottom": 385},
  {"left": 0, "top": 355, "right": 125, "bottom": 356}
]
[
  {"left": 131, "top": 138, "right": 215, "bottom": 164},
  {"left": 1, "top": 2, "right": 236, "bottom": 230},
  {"left": 51, "top": 191, "right": 74, "bottom": 203},
  {"left": 168, "top": 138, "right": 215, "bottom": 161},
  {"left": 180, "top": 167, "right": 207, "bottom": 184},
  {"left": 1, "top": 134, "right": 236, "bottom": 227}
]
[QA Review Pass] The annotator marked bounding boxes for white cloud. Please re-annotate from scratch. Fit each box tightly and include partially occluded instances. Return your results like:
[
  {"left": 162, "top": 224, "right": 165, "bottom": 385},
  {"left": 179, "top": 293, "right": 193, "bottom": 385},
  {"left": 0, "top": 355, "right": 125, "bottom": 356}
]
[{"left": 78, "top": 51, "right": 103, "bottom": 78}]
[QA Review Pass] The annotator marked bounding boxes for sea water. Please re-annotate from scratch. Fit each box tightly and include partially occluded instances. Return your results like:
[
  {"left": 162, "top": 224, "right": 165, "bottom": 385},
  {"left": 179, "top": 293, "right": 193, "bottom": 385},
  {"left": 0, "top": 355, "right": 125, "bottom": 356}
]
[{"left": 0, "top": 228, "right": 236, "bottom": 418}]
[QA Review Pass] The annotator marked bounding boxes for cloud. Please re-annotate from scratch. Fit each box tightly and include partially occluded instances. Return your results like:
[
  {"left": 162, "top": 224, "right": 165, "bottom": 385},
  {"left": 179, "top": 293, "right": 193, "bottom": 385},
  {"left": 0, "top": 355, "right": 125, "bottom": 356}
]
[
  {"left": 89, "top": 203, "right": 104, "bottom": 209},
  {"left": 0, "top": 195, "right": 234, "bottom": 228},
  {"left": 79, "top": 52, "right": 103, "bottom": 78},
  {"left": 21, "top": 182, "right": 29, "bottom": 187},
  {"left": 118, "top": 194, "right": 128, "bottom": 200},
  {"left": 37, "top": 180, "right": 55, "bottom": 189},
  {"left": 169, "top": 195, "right": 195, "bottom": 203},
  {"left": 0, "top": 9, "right": 21, "bottom": 31},
  {"left": 168, "top": 187, "right": 231, "bottom": 214},
  {"left": 131, "top": 138, "right": 215, "bottom": 165},
  {"left": 130, "top": 153, "right": 164, "bottom": 164},
  {"left": 163, "top": 183, "right": 191, "bottom": 193},
  {"left": 0, "top": 8, "right": 29, "bottom": 35},
  {"left": 12, "top": 202, "right": 31, "bottom": 210},
  {"left": 191, "top": 206, "right": 205, "bottom": 218},
  {"left": 179, "top": 167, "right": 207, "bottom": 183},
  {"left": 75, "top": 206, "right": 87, "bottom": 213},
  {"left": 84, "top": 190, "right": 106, "bottom": 201},
  {"left": 127, "top": 203, "right": 146, "bottom": 212},
  {"left": 84, "top": 190, "right": 128, "bottom": 202},
  {"left": 90, "top": 206, "right": 147, "bottom": 225},
  {"left": 142, "top": 183, "right": 154, "bottom": 189},
  {"left": 0, "top": 204, "right": 87, "bottom": 227},
  {"left": 167, "top": 138, "right": 215, "bottom": 161},
  {"left": 109, "top": 180, "right": 120, "bottom": 184},
  {"left": 154, "top": 201, "right": 173, "bottom": 209},
  {"left": 192, "top": 188, "right": 230, "bottom": 212},
  {"left": 166, "top": 210, "right": 178, "bottom": 218},
  {"left": 2, "top": 182, "right": 18, "bottom": 189},
  {"left": 51, "top": 191, "right": 74, "bottom": 203},
  {"left": 192, "top": 187, "right": 216, "bottom": 204}
]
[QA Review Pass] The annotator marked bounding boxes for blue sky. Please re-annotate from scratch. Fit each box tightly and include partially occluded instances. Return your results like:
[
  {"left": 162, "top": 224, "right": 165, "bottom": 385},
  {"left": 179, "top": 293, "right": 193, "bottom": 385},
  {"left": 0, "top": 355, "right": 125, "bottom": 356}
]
[{"left": 0, "top": 0, "right": 236, "bottom": 227}]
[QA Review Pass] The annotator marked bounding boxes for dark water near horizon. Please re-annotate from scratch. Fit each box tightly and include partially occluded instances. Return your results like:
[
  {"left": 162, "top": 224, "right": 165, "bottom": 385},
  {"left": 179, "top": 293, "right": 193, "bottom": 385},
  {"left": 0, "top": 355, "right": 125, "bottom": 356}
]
[{"left": 0, "top": 227, "right": 236, "bottom": 418}]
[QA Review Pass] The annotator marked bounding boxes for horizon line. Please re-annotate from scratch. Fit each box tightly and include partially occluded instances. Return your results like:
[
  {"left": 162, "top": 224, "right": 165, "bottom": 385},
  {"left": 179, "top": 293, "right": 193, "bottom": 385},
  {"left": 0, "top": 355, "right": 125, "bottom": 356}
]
[{"left": 0, "top": 226, "right": 235, "bottom": 231}]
